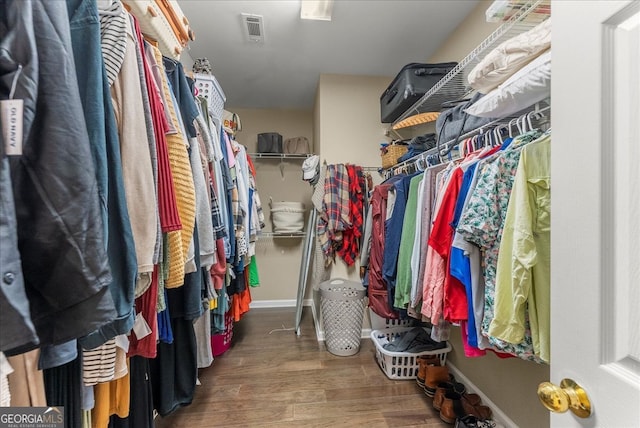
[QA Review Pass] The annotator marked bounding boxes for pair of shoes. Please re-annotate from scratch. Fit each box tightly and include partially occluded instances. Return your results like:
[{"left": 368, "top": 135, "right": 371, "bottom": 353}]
[
  {"left": 440, "top": 391, "right": 492, "bottom": 424},
  {"left": 433, "top": 381, "right": 470, "bottom": 411},
  {"left": 416, "top": 355, "right": 440, "bottom": 388},
  {"left": 423, "top": 364, "right": 450, "bottom": 397}
]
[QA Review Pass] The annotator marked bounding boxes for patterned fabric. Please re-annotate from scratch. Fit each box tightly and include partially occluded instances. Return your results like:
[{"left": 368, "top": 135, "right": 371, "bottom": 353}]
[
  {"left": 457, "top": 142, "right": 543, "bottom": 362},
  {"left": 82, "top": 339, "right": 117, "bottom": 386},
  {"left": 490, "top": 135, "right": 551, "bottom": 363},
  {"left": 99, "top": 0, "right": 127, "bottom": 86},
  {"left": 324, "top": 164, "right": 351, "bottom": 234},
  {"left": 336, "top": 165, "right": 365, "bottom": 266},
  {"left": 318, "top": 164, "right": 349, "bottom": 260}
]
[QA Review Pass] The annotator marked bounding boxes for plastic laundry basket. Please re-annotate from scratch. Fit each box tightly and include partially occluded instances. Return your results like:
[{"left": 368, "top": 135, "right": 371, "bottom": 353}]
[{"left": 319, "top": 278, "right": 366, "bottom": 356}]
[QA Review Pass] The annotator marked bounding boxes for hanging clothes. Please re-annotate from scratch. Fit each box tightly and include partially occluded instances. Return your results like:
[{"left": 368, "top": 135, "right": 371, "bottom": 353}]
[
  {"left": 489, "top": 135, "right": 551, "bottom": 363},
  {"left": 394, "top": 173, "right": 424, "bottom": 310},
  {"left": 2, "top": 0, "right": 117, "bottom": 349},
  {"left": 70, "top": 0, "right": 138, "bottom": 350},
  {"left": 456, "top": 132, "right": 545, "bottom": 362},
  {"left": 367, "top": 183, "right": 399, "bottom": 319},
  {"left": 344, "top": 165, "right": 366, "bottom": 266}
]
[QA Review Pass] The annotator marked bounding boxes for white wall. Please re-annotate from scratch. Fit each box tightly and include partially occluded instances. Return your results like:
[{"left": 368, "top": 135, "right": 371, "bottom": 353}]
[
  {"left": 231, "top": 108, "right": 314, "bottom": 303},
  {"left": 314, "top": 73, "right": 391, "bottom": 282}
]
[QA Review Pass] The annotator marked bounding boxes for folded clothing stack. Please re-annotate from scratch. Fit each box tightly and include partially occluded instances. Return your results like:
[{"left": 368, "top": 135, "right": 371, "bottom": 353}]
[
  {"left": 382, "top": 326, "right": 447, "bottom": 353},
  {"left": 398, "top": 133, "right": 437, "bottom": 163}
]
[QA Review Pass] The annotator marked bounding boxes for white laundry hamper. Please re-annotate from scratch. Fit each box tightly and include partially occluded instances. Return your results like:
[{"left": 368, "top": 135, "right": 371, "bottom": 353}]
[
  {"left": 319, "top": 279, "right": 366, "bottom": 357},
  {"left": 269, "top": 199, "right": 306, "bottom": 233}
]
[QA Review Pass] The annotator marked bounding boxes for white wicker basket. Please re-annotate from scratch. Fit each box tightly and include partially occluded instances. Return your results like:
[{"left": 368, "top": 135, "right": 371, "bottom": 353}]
[
  {"left": 371, "top": 327, "right": 451, "bottom": 380},
  {"left": 270, "top": 201, "right": 305, "bottom": 233}
]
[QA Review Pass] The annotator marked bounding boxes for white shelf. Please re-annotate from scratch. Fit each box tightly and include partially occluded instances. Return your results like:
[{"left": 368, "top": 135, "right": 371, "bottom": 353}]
[
  {"left": 248, "top": 153, "right": 313, "bottom": 160},
  {"left": 390, "top": 0, "right": 550, "bottom": 130},
  {"left": 260, "top": 231, "right": 306, "bottom": 238}
]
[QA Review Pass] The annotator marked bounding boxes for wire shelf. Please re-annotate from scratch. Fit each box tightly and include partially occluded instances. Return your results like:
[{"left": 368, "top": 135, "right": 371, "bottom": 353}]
[
  {"left": 383, "top": 101, "right": 550, "bottom": 179},
  {"left": 248, "top": 153, "right": 313, "bottom": 160},
  {"left": 390, "top": 0, "right": 550, "bottom": 128},
  {"left": 260, "top": 231, "right": 306, "bottom": 238}
]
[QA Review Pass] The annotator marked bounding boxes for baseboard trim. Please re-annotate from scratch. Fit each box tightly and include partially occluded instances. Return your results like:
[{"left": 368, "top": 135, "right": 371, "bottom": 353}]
[
  {"left": 447, "top": 362, "right": 518, "bottom": 428},
  {"left": 249, "top": 299, "right": 313, "bottom": 309}
]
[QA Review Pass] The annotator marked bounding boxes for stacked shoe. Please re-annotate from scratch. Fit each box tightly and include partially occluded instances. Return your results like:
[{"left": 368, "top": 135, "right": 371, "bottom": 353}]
[
  {"left": 415, "top": 359, "right": 493, "bottom": 425},
  {"left": 439, "top": 391, "right": 493, "bottom": 424},
  {"left": 416, "top": 355, "right": 440, "bottom": 388}
]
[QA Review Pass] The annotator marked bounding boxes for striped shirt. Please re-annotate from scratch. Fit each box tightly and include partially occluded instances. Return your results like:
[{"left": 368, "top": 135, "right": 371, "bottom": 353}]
[
  {"left": 82, "top": 339, "right": 117, "bottom": 386},
  {"left": 99, "top": 1, "right": 127, "bottom": 86}
]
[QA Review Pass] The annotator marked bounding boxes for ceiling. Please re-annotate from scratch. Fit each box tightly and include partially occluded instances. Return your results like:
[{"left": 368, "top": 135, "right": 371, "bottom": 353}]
[{"left": 180, "top": 1, "right": 480, "bottom": 110}]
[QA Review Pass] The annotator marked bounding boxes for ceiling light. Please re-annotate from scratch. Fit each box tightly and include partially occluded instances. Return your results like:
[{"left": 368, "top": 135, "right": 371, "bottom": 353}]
[{"left": 300, "top": 0, "right": 334, "bottom": 21}]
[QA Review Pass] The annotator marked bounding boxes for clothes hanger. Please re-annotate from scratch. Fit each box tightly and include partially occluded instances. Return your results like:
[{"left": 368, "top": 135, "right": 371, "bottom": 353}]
[
  {"left": 493, "top": 126, "right": 504, "bottom": 146},
  {"left": 508, "top": 118, "right": 517, "bottom": 138}
]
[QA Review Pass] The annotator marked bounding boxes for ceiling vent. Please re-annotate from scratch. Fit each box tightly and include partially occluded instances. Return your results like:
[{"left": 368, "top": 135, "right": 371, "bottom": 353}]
[{"left": 241, "top": 13, "right": 264, "bottom": 43}]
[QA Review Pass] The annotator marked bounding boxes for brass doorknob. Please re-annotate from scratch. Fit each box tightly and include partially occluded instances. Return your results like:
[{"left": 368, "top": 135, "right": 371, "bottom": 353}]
[{"left": 537, "top": 378, "right": 592, "bottom": 418}]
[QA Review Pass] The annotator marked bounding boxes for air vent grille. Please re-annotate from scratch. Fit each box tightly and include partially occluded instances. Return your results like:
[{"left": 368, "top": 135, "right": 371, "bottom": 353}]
[{"left": 241, "top": 13, "right": 264, "bottom": 43}]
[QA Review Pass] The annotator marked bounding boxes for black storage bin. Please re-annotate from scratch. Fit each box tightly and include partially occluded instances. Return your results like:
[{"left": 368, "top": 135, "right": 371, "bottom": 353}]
[
  {"left": 380, "top": 62, "right": 457, "bottom": 123},
  {"left": 257, "top": 132, "right": 283, "bottom": 153}
]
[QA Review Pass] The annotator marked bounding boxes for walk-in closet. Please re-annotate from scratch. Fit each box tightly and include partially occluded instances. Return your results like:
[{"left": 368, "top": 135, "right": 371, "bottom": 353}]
[{"left": 1, "top": 1, "right": 638, "bottom": 427}]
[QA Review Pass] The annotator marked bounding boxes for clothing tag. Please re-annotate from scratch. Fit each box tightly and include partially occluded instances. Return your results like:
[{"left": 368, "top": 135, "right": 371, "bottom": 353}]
[
  {"left": 114, "top": 334, "right": 130, "bottom": 353},
  {"left": 1, "top": 99, "right": 23, "bottom": 156},
  {"left": 133, "top": 313, "right": 152, "bottom": 340}
]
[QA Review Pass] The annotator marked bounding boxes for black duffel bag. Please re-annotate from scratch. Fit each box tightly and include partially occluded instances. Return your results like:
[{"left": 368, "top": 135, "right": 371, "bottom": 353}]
[
  {"left": 257, "top": 132, "right": 283, "bottom": 153},
  {"left": 435, "top": 93, "right": 496, "bottom": 146}
]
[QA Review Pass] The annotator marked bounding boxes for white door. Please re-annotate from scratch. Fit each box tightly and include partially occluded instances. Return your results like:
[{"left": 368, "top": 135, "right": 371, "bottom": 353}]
[{"left": 551, "top": 1, "right": 640, "bottom": 427}]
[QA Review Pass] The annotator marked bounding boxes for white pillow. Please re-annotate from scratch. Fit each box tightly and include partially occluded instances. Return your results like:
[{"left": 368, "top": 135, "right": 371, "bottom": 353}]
[
  {"left": 468, "top": 18, "right": 551, "bottom": 94},
  {"left": 465, "top": 50, "right": 551, "bottom": 118}
]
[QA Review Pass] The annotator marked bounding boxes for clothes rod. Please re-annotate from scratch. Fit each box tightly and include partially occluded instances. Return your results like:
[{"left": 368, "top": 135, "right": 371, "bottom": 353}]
[{"left": 386, "top": 103, "right": 551, "bottom": 173}]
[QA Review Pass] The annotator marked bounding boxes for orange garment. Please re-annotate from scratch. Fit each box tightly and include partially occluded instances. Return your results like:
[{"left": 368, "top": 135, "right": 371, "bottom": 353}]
[
  {"left": 152, "top": 45, "right": 196, "bottom": 288},
  {"left": 92, "top": 359, "right": 130, "bottom": 428},
  {"left": 231, "top": 278, "right": 252, "bottom": 322}
]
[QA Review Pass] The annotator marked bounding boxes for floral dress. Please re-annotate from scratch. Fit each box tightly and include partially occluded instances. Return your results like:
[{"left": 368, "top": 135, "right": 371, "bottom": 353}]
[{"left": 457, "top": 136, "right": 544, "bottom": 363}]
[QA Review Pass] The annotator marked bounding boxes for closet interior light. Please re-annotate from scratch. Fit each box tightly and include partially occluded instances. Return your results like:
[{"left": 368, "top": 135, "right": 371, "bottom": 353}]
[{"left": 300, "top": 0, "right": 334, "bottom": 21}]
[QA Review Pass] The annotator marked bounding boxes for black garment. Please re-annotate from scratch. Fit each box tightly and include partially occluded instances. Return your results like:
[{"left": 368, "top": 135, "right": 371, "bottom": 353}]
[
  {"left": 109, "top": 357, "right": 154, "bottom": 428},
  {"left": 163, "top": 56, "right": 199, "bottom": 139},
  {"left": 149, "top": 316, "right": 197, "bottom": 417},
  {"left": 43, "top": 355, "right": 82, "bottom": 428},
  {"left": 166, "top": 220, "right": 203, "bottom": 321},
  {"left": 0, "top": 0, "right": 116, "bottom": 348}
]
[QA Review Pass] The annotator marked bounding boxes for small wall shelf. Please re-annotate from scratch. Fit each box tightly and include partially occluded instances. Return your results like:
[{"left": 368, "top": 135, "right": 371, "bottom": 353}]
[
  {"left": 260, "top": 231, "right": 306, "bottom": 238},
  {"left": 248, "top": 153, "right": 313, "bottom": 160}
]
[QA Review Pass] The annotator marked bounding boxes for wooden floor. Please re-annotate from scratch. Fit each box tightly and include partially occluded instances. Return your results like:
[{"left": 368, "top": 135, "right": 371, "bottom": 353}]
[{"left": 155, "top": 307, "right": 449, "bottom": 427}]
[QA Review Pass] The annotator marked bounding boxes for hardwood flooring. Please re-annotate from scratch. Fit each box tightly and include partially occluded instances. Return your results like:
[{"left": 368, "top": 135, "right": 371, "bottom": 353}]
[{"left": 155, "top": 307, "right": 449, "bottom": 427}]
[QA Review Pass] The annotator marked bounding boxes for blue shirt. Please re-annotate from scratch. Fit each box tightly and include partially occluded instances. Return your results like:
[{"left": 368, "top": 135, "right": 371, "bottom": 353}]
[{"left": 449, "top": 163, "right": 479, "bottom": 346}]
